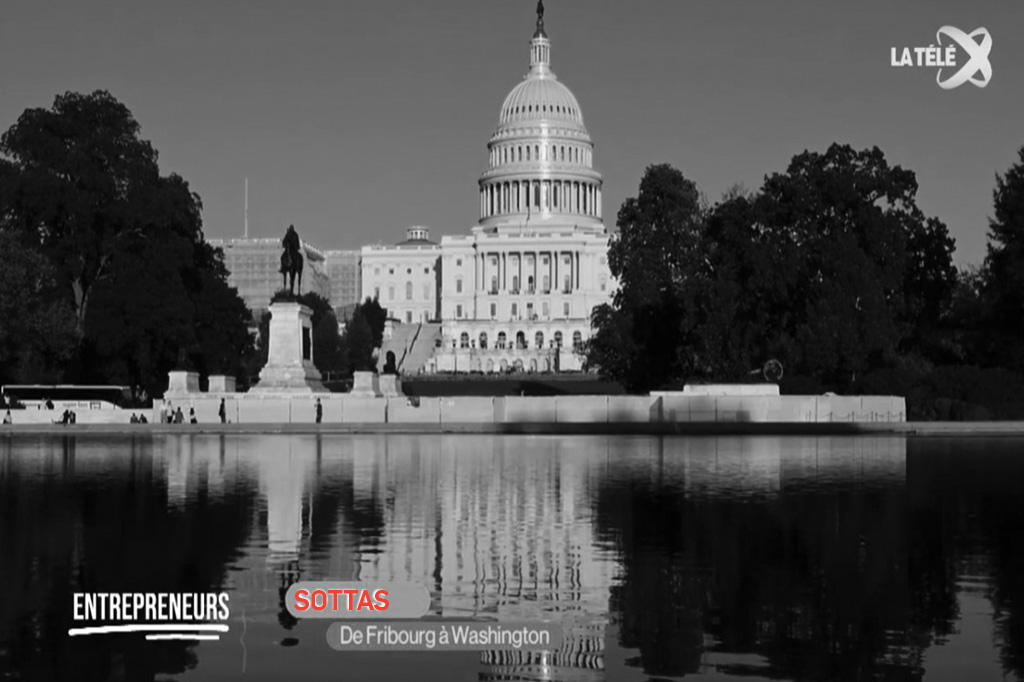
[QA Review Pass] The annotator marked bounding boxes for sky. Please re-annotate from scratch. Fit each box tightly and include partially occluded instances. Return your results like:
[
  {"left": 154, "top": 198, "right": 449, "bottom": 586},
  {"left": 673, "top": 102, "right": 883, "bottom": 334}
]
[{"left": 1, "top": 0, "right": 1021, "bottom": 267}]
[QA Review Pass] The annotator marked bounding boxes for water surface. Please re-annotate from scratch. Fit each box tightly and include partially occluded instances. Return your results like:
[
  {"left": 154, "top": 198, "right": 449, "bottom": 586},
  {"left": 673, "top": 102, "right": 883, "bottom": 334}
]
[{"left": 1, "top": 434, "right": 1022, "bottom": 681}]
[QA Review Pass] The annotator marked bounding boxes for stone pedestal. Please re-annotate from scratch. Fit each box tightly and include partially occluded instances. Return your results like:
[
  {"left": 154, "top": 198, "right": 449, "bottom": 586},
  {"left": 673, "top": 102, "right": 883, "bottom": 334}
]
[
  {"left": 252, "top": 301, "right": 327, "bottom": 393},
  {"left": 208, "top": 375, "right": 237, "bottom": 393},
  {"left": 378, "top": 374, "right": 403, "bottom": 397},
  {"left": 350, "top": 371, "right": 380, "bottom": 397},
  {"left": 165, "top": 370, "right": 200, "bottom": 398}
]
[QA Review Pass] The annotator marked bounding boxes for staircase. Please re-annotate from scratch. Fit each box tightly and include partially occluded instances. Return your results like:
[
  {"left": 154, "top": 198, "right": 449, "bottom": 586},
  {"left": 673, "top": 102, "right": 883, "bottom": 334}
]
[{"left": 376, "top": 322, "right": 442, "bottom": 375}]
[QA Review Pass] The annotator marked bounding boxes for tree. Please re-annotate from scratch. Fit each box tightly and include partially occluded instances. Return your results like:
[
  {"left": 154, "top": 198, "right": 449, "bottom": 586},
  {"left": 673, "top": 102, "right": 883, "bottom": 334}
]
[
  {"left": 705, "top": 144, "right": 954, "bottom": 386},
  {"left": 296, "top": 292, "right": 346, "bottom": 376},
  {"left": 0, "top": 230, "right": 79, "bottom": 383},
  {"left": 585, "top": 164, "right": 705, "bottom": 392},
  {"left": 358, "top": 296, "right": 387, "bottom": 348},
  {"left": 0, "top": 92, "right": 200, "bottom": 338},
  {"left": 344, "top": 307, "right": 375, "bottom": 373},
  {"left": 982, "top": 146, "right": 1024, "bottom": 370},
  {"left": 0, "top": 91, "right": 252, "bottom": 394}
]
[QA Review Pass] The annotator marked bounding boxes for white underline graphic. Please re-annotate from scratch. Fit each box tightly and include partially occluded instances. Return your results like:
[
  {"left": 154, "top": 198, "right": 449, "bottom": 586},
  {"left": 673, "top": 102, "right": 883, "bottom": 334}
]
[
  {"left": 146, "top": 634, "right": 222, "bottom": 641},
  {"left": 68, "top": 624, "right": 230, "bottom": 636}
]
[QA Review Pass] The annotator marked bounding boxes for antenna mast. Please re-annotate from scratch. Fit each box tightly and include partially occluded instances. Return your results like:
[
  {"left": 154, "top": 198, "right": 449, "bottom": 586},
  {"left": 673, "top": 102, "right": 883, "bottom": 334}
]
[{"left": 244, "top": 178, "right": 249, "bottom": 237}]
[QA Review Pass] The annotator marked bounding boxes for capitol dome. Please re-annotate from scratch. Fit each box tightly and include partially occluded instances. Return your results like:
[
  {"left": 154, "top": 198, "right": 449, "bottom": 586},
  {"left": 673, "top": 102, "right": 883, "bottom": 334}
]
[{"left": 477, "top": 3, "right": 604, "bottom": 234}]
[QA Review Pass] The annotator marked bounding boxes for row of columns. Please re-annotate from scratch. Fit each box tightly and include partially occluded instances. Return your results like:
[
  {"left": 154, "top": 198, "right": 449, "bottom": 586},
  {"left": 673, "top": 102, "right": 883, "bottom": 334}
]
[
  {"left": 489, "top": 143, "right": 591, "bottom": 168},
  {"left": 480, "top": 179, "right": 601, "bottom": 220},
  {"left": 474, "top": 250, "right": 582, "bottom": 295}
]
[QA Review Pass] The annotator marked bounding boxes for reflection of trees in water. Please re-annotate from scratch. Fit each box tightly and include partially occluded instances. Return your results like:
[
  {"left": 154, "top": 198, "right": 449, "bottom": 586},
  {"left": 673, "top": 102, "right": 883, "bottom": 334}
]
[
  {"left": 0, "top": 435, "right": 260, "bottom": 682},
  {"left": 907, "top": 439, "right": 1024, "bottom": 679},
  {"left": 593, "top": 443, "right": 931, "bottom": 681}
]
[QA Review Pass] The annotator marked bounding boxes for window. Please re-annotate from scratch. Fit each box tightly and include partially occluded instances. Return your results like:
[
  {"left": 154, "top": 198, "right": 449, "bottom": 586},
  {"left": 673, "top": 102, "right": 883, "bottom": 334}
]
[
  {"left": 554, "top": 331, "right": 563, "bottom": 348},
  {"left": 490, "top": 303, "right": 496, "bottom": 318},
  {"left": 497, "top": 332, "right": 507, "bottom": 348},
  {"left": 516, "top": 331, "right": 526, "bottom": 349},
  {"left": 573, "top": 331, "right": 583, "bottom": 350},
  {"left": 599, "top": 275, "right": 607, "bottom": 292},
  {"left": 527, "top": 276, "right": 534, "bottom": 292},
  {"left": 374, "top": 267, "right": 380, "bottom": 275},
  {"left": 388, "top": 286, "right": 395, "bottom": 301},
  {"left": 456, "top": 304, "right": 463, "bottom": 318},
  {"left": 526, "top": 302, "right": 534, "bottom": 319},
  {"left": 535, "top": 331, "right": 544, "bottom": 349},
  {"left": 511, "top": 303, "right": 518, "bottom": 317},
  {"left": 407, "top": 268, "right": 412, "bottom": 275},
  {"left": 456, "top": 258, "right": 462, "bottom": 267},
  {"left": 456, "top": 278, "right": 463, "bottom": 293},
  {"left": 479, "top": 332, "right": 488, "bottom": 349},
  {"left": 543, "top": 275, "right": 550, "bottom": 291},
  {"left": 460, "top": 332, "right": 469, "bottom": 348},
  {"left": 405, "top": 282, "right": 413, "bottom": 300},
  {"left": 490, "top": 276, "right": 498, "bottom": 293},
  {"left": 374, "top": 286, "right": 380, "bottom": 299},
  {"left": 512, "top": 276, "right": 519, "bottom": 292},
  {"left": 389, "top": 268, "right": 394, "bottom": 275},
  {"left": 424, "top": 267, "right": 429, "bottom": 274},
  {"left": 564, "top": 275, "right": 571, "bottom": 292},
  {"left": 406, "top": 311, "right": 413, "bottom": 323},
  {"left": 563, "top": 302, "right": 570, "bottom": 317},
  {"left": 542, "top": 301, "right": 549, "bottom": 317}
]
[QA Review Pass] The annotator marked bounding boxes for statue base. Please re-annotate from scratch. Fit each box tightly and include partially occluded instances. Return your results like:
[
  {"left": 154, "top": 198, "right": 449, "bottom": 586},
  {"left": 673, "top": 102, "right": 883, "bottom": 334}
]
[
  {"left": 350, "top": 371, "right": 381, "bottom": 398},
  {"left": 251, "top": 301, "right": 327, "bottom": 394}
]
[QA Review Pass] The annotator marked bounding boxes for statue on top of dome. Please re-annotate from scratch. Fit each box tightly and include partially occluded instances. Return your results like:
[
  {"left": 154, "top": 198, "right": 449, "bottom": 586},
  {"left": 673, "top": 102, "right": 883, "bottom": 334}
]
[{"left": 535, "top": 0, "right": 545, "bottom": 34}]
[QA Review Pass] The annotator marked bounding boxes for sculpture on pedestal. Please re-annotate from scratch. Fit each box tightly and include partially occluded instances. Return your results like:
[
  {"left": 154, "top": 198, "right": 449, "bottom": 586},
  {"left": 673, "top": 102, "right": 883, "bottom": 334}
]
[{"left": 279, "top": 224, "right": 304, "bottom": 297}]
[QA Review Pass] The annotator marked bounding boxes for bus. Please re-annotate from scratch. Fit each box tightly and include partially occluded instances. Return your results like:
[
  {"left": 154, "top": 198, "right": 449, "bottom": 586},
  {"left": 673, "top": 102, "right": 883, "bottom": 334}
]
[{"left": 1, "top": 385, "right": 132, "bottom": 411}]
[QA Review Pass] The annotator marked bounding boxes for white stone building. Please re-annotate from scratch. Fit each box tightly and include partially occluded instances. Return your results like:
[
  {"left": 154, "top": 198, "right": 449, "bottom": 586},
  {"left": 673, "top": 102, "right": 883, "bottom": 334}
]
[
  {"left": 360, "top": 226, "right": 441, "bottom": 324},
  {"left": 432, "top": 7, "right": 614, "bottom": 373}
]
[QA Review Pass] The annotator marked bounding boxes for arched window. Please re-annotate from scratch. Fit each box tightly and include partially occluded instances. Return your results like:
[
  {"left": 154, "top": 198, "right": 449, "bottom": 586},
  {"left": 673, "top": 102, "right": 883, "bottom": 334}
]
[
  {"left": 554, "top": 331, "right": 563, "bottom": 348},
  {"left": 535, "top": 331, "right": 544, "bottom": 349},
  {"left": 497, "top": 332, "right": 507, "bottom": 349},
  {"left": 479, "top": 332, "right": 488, "bottom": 349},
  {"left": 515, "top": 331, "right": 526, "bottom": 349},
  {"left": 572, "top": 331, "right": 583, "bottom": 350},
  {"left": 459, "top": 332, "right": 469, "bottom": 348},
  {"left": 405, "top": 282, "right": 413, "bottom": 300}
]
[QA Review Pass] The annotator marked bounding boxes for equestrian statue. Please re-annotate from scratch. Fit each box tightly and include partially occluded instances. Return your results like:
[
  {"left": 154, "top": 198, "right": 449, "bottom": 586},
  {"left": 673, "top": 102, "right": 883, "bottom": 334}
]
[{"left": 280, "top": 224, "right": 304, "bottom": 296}]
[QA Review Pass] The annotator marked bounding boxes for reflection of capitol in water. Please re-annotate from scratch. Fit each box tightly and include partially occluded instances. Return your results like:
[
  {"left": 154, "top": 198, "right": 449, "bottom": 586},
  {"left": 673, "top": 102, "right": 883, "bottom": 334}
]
[
  {"left": 147, "top": 433, "right": 908, "bottom": 681},
  {"left": 350, "top": 436, "right": 612, "bottom": 681}
]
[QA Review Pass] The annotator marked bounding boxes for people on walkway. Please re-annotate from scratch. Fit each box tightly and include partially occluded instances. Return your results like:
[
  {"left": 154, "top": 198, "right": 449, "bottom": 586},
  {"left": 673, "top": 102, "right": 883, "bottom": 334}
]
[
  {"left": 174, "top": 407, "right": 184, "bottom": 424},
  {"left": 130, "top": 413, "right": 138, "bottom": 424},
  {"left": 315, "top": 398, "right": 323, "bottom": 424},
  {"left": 189, "top": 407, "right": 197, "bottom": 424},
  {"left": 219, "top": 399, "right": 226, "bottom": 424},
  {"left": 2, "top": 410, "right": 11, "bottom": 424}
]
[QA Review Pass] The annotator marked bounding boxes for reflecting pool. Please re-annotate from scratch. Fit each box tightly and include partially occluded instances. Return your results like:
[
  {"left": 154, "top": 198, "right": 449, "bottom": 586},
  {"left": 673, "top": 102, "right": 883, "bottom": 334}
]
[{"left": 1, "top": 434, "right": 1023, "bottom": 681}]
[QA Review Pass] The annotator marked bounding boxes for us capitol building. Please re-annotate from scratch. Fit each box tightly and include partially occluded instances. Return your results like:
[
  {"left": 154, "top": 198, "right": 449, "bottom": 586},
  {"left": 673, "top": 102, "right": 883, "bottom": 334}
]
[{"left": 218, "top": 5, "right": 616, "bottom": 376}]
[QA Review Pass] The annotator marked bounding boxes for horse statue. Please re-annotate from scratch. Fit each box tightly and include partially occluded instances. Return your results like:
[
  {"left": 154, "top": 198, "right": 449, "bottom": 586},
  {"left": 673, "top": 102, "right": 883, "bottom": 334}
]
[{"left": 280, "top": 224, "right": 304, "bottom": 296}]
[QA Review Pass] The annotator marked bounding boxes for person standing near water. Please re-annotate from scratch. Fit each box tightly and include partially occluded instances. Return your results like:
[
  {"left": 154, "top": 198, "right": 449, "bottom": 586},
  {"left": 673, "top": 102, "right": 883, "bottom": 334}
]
[
  {"left": 315, "top": 398, "right": 323, "bottom": 424},
  {"left": 219, "top": 398, "right": 226, "bottom": 424}
]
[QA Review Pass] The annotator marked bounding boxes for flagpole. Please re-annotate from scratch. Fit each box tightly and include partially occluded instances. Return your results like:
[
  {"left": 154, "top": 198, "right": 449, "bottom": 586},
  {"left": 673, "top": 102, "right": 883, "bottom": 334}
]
[{"left": 244, "top": 178, "right": 249, "bottom": 238}]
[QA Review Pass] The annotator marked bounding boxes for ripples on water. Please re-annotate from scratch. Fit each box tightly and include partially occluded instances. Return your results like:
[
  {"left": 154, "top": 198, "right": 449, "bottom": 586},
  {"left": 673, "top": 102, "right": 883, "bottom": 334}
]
[{"left": 1, "top": 434, "right": 1023, "bottom": 681}]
